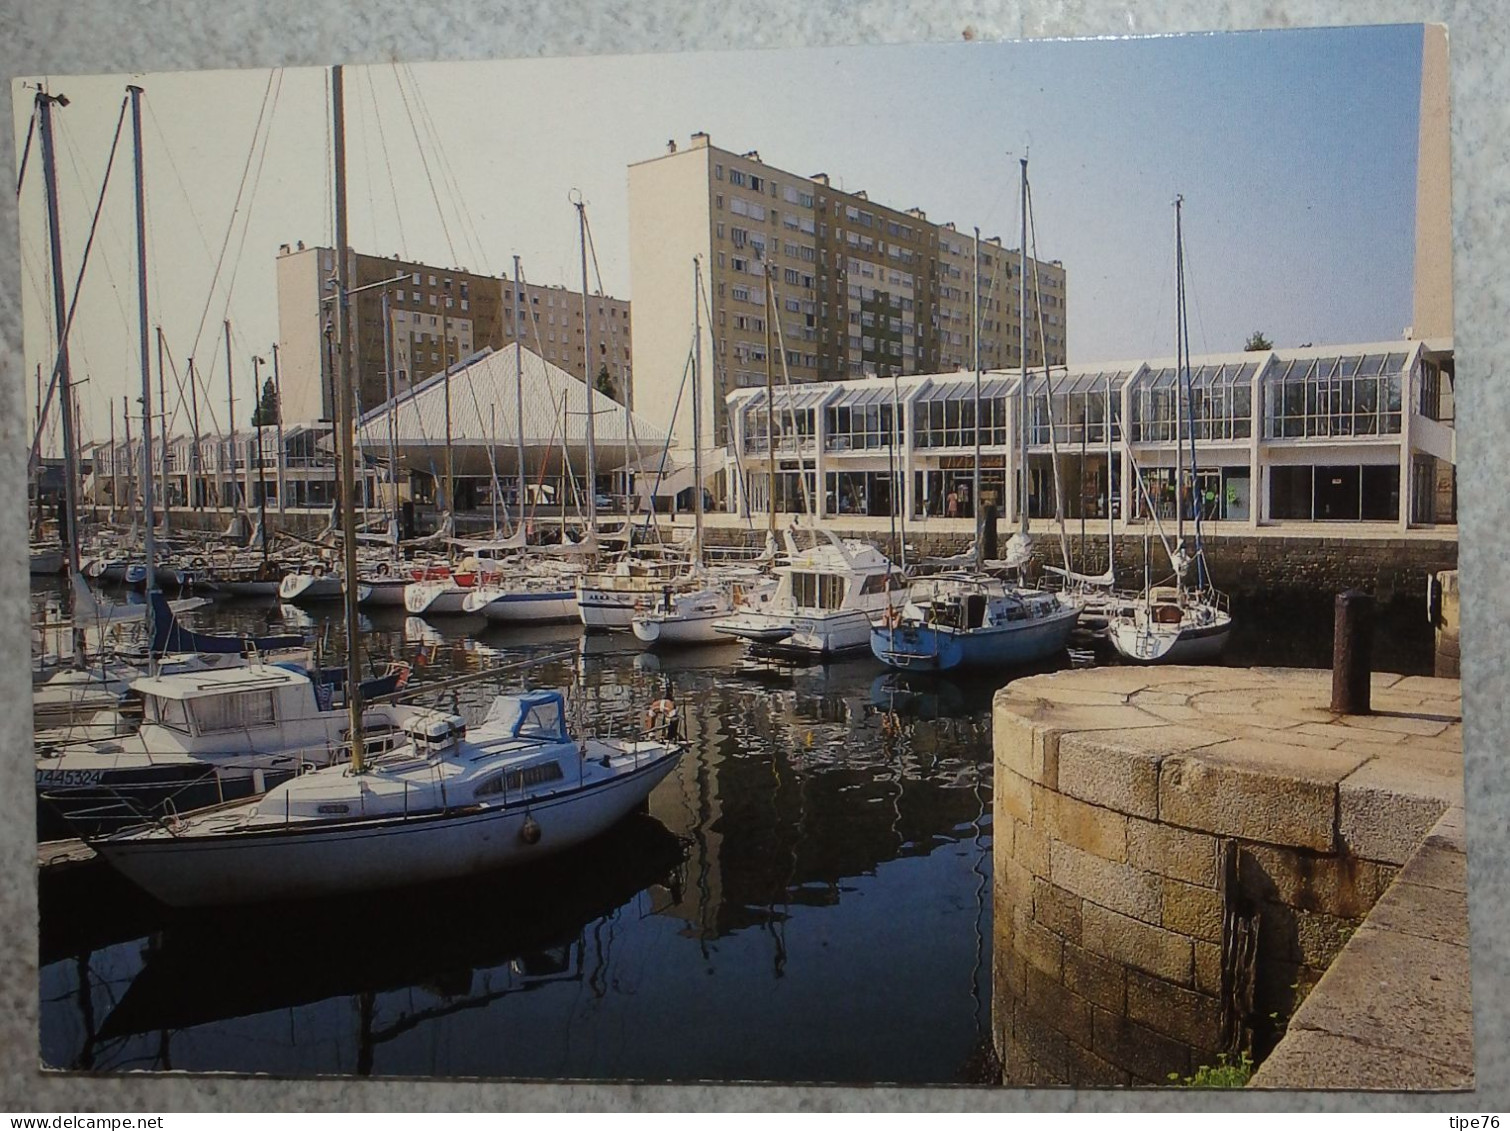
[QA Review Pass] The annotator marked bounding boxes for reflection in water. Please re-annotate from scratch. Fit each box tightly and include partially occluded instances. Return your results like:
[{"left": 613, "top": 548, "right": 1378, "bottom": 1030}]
[
  {"left": 40, "top": 596, "right": 999, "bottom": 1084},
  {"left": 36, "top": 583, "right": 1430, "bottom": 1084}
]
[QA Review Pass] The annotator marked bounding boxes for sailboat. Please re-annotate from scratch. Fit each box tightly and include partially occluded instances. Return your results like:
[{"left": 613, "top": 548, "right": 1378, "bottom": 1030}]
[
  {"left": 1107, "top": 196, "right": 1232, "bottom": 664},
  {"left": 631, "top": 258, "right": 774, "bottom": 648},
  {"left": 86, "top": 66, "right": 684, "bottom": 908},
  {"left": 871, "top": 160, "right": 1079, "bottom": 673}
]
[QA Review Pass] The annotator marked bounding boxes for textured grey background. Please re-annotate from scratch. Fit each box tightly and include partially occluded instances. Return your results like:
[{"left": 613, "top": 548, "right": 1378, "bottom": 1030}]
[{"left": 1, "top": 0, "right": 1504, "bottom": 1112}]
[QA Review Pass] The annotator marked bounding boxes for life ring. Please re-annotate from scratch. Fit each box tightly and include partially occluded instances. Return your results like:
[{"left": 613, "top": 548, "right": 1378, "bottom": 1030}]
[
  {"left": 376, "top": 561, "right": 391, "bottom": 577},
  {"left": 190, "top": 556, "right": 207, "bottom": 568},
  {"left": 645, "top": 698, "right": 678, "bottom": 734}
]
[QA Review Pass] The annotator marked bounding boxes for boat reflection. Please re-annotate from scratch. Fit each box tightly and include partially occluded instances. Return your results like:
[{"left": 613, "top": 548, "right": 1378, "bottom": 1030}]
[{"left": 84, "top": 815, "right": 686, "bottom": 1063}]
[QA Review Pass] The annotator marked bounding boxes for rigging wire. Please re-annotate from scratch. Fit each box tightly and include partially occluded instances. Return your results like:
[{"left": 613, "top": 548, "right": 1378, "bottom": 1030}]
[
  {"left": 389, "top": 63, "right": 461, "bottom": 269},
  {"left": 403, "top": 63, "right": 490, "bottom": 275},
  {"left": 183, "top": 67, "right": 279, "bottom": 369},
  {"left": 363, "top": 67, "right": 408, "bottom": 254},
  {"left": 15, "top": 102, "right": 37, "bottom": 197},
  {"left": 29, "top": 94, "right": 131, "bottom": 473}
]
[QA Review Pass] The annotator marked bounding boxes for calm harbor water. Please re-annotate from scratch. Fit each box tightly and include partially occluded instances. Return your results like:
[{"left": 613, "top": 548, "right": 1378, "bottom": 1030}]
[{"left": 36, "top": 583, "right": 1433, "bottom": 1083}]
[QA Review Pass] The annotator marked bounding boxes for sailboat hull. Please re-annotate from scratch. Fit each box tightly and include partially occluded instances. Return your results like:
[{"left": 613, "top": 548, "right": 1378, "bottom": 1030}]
[
  {"left": 632, "top": 608, "right": 733, "bottom": 647},
  {"left": 357, "top": 577, "right": 410, "bottom": 607},
  {"left": 1108, "top": 615, "right": 1232, "bottom": 664},
  {"left": 715, "top": 609, "right": 876, "bottom": 658},
  {"left": 467, "top": 589, "right": 579, "bottom": 624},
  {"left": 870, "top": 604, "right": 1080, "bottom": 673},
  {"left": 278, "top": 573, "right": 344, "bottom": 603},
  {"left": 404, "top": 581, "right": 474, "bottom": 616},
  {"left": 93, "top": 752, "right": 680, "bottom": 907}
]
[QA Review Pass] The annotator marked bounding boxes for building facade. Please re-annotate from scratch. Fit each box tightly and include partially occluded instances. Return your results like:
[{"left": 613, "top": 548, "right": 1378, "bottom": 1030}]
[
  {"left": 275, "top": 244, "right": 632, "bottom": 424},
  {"left": 628, "top": 133, "right": 1067, "bottom": 456},
  {"left": 727, "top": 339, "right": 1456, "bottom": 532}
]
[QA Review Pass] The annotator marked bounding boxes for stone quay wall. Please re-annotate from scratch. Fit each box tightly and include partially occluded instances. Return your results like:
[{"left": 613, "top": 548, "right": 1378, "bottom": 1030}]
[
  {"left": 700, "top": 521, "right": 1457, "bottom": 602},
  {"left": 991, "top": 666, "right": 1464, "bottom": 1087}
]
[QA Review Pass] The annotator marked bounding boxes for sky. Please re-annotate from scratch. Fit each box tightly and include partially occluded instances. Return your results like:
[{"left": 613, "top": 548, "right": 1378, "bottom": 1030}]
[{"left": 15, "top": 24, "right": 1425, "bottom": 447}]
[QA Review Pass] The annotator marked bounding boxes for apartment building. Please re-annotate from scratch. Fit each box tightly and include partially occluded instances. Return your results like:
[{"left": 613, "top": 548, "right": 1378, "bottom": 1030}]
[
  {"left": 627, "top": 133, "right": 1067, "bottom": 454},
  {"left": 275, "top": 244, "right": 632, "bottom": 422}
]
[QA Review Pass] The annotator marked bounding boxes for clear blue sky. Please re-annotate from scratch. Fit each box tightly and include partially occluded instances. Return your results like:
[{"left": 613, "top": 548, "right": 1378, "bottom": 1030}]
[{"left": 16, "top": 23, "right": 1423, "bottom": 444}]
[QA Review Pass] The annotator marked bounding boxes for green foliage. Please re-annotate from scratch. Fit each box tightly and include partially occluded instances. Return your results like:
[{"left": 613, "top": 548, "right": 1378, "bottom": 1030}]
[
  {"left": 1243, "top": 330, "right": 1273, "bottom": 352},
  {"left": 1167, "top": 1051, "right": 1254, "bottom": 1088},
  {"left": 251, "top": 377, "right": 280, "bottom": 427},
  {"left": 594, "top": 364, "right": 618, "bottom": 403}
]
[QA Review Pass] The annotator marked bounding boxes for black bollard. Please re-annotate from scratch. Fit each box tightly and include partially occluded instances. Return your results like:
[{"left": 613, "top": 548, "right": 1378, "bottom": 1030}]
[
  {"left": 1331, "top": 590, "right": 1374, "bottom": 715},
  {"left": 983, "top": 504, "right": 999, "bottom": 561}
]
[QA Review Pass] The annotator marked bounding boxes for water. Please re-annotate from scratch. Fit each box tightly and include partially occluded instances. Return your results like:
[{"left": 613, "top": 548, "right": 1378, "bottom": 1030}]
[{"left": 35, "top": 584, "right": 1432, "bottom": 1083}]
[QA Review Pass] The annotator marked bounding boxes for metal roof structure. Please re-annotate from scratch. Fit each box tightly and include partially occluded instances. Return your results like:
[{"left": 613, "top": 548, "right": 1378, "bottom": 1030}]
[{"left": 355, "top": 344, "right": 670, "bottom": 478}]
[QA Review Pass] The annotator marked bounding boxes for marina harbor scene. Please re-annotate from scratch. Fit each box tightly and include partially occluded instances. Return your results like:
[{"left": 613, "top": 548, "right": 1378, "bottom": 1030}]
[{"left": 19, "top": 24, "right": 1470, "bottom": 1090}]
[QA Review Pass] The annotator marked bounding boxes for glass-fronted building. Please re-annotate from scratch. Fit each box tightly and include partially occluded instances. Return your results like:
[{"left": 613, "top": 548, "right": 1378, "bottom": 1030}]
[{"left": 726, "top": 339, "right": 1455, "bottom": 530}]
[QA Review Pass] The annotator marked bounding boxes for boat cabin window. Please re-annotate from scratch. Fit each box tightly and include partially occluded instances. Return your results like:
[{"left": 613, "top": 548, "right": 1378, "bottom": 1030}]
[
  {"left": 859, "top": 571, "right": 904, "bottom": 596},
  {"left": 474, "top": 760, "right": 565, "bottom": 798},
  {"left": 189, "top": 689, "right": 278, "bottom": 734},
  {"left": 518, "top": 701, "right": 567, "bottom": 741},
  {"left": 790, "top": 571, "right": 848, "bottom": 610},
  {"left": 143, "top": 694, "right": 191, "bottom": 733}
]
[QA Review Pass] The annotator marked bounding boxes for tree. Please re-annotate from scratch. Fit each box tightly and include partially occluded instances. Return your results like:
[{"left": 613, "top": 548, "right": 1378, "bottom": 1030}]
[
  {"left": 251, "top": 377, "right": 280, "bottom": 426},
  {"left": 1244, "top": 330, "right": 1273, "bottom": 352},
  {"left": 594, "top": 364, "right": 617, "bottom": 403}
]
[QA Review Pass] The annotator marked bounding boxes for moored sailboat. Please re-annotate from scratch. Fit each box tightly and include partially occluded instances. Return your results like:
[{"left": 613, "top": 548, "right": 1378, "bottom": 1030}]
[{"left": 1107, "top": 196, "right": 1232, "bottom": 664}]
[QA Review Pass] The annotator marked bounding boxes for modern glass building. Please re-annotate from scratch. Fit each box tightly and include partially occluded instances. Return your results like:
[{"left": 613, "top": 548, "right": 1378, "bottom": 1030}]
[{"left": 727, "top": 339, "right": 1455, "bottom": 530}]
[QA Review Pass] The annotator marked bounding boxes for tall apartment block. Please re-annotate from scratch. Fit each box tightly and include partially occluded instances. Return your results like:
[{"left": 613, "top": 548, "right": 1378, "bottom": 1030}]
[
  {"left": 627, "top": 133, "right": 1068, "bottom": 452},
  {"left": 275, "top": 243, "right": 632, "bottom": 423}
]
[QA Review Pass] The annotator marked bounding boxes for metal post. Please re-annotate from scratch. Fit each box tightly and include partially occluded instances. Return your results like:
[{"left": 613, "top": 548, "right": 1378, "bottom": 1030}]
[
  {"left": 272, "top": 343, "right": 286, "bottom": 517},
  {"left": 1331, "top": 590, "right": 1374, "bottom": 715},
  {"left": 332, "top": 64, "right": 365, "bottom": 772},
  {"left": 35, "top": 90, "right": 82, "bottom": 585}
]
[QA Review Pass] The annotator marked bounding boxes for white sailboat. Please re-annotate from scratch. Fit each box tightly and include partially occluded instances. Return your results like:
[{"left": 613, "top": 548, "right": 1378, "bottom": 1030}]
[
  {"left": 1107, "top": 196, "right": 1232, "bottom": 664},
  {"left": 86, "top": 66, "right": 684, "bottom": 908},
  {"left": 89, "top": 688, "right": 682, "bottom": 907}
]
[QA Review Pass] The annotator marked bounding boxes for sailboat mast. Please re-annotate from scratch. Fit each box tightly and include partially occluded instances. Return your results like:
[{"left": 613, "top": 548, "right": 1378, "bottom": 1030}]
[
  {"left": 123, "top": 399, "right": 135, "bottom": 531},
  {"left": 380, "top": 291, "right": 398, "bottom": 547},
  {"left": 691, "top": 257, "right": 704, "bottom": 566},
  {"left": 576, "top": 200, "right": 598, "bottom": 532},
  {"left": 128, "top": 85, "right": 157, "bottom": 604},
  {"left": 442, "top": 296, "right": 453, "bottom": 521},
  {"left": 1018, "top": 157, "right": 1029, "bottom": 537},
  {"left": 155, "top": 326, "right": 170, "bottom": 538},
  {"left": 272, "top": 343, "right": 286, "bottom": 518},
  {"left": 764, "top": 262, "right": 776, "bottom": 537},
  {"left": 331, "top": 64, "right": 366, "bottom": 772},
  {"left": 35, "top": 90, "right": 82, "bottom": 585},
  {"left": 513, "top": 258, "right": 527, "bottom": 530},
  {"left": 972, "top": 226, "right": 983, "bottom": 571},
  {"left": 1106, "top": 370, "right": 1115, "bottom": 578},
  {"left": 223, "top": 320, "right": 239, "bottom": 512},
  {"left": 188, "top": 357, "right": 202, "bottom": 511},
  {"left": 251, "top": 354, "right": 268, "bottom": 559},
  {"left": 1174, "top": 196, "right": 1185, "bottom": 552}
]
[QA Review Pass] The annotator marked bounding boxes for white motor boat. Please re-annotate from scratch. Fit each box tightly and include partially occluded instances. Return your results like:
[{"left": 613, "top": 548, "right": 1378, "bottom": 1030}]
[
  {"left": 36, "top": 658, "right": 412, "bottom": 842},
  {"left": 714, "top": 530, "right": 905, "bottom": 659},
  {"left": 89, "top": 688, "right": 685, "bottom": 907}
]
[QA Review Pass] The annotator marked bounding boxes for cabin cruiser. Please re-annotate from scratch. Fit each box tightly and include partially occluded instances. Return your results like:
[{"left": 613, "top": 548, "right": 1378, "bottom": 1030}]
[
  {"left": 36, "top": 659, "right": 410, "bottom": 842},
  {"left": 713, "top": 530, "right": 905, "bottom": 659}
]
